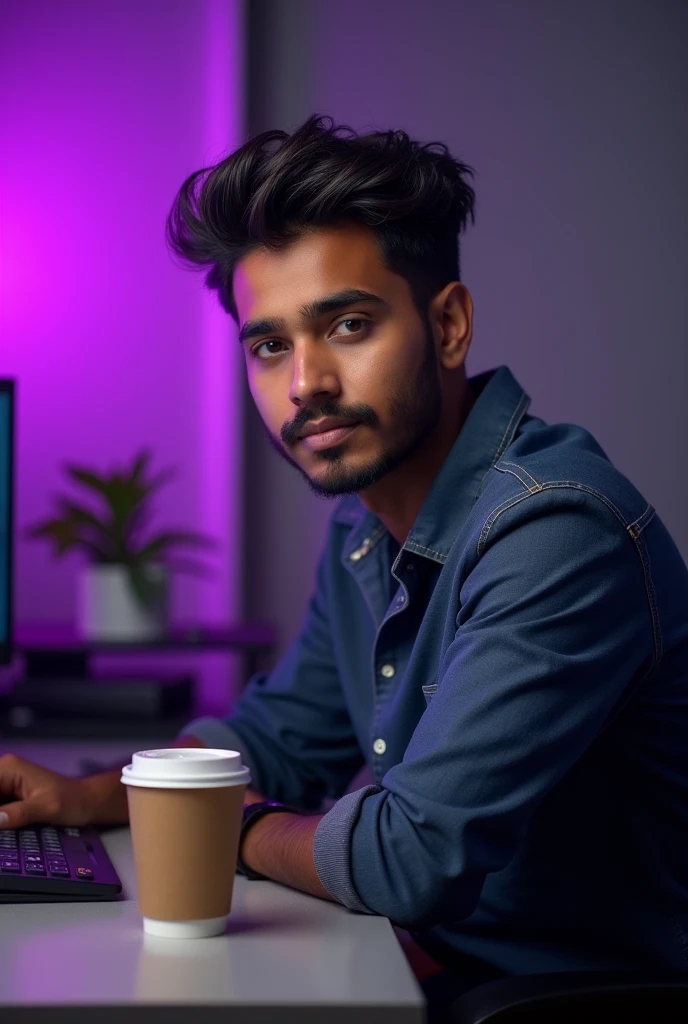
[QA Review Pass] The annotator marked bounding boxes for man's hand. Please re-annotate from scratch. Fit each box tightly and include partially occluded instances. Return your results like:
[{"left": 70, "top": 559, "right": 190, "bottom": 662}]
[
  {"left": 0, "top": 733, "right": 268, "bottom": 831},
  {"left": 0, "top": 754, "right": 102, "bottom": 829}
]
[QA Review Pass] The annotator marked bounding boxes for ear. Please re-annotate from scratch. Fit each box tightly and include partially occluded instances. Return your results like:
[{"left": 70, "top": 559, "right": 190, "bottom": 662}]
[{"left": 429, "top": 282, "right": 473, "bottom": 371}]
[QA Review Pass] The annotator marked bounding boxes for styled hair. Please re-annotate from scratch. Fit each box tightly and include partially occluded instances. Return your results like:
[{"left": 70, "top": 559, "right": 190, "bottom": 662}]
[{"left": 166, "top": 114, "right": 476, "bottom": 323}]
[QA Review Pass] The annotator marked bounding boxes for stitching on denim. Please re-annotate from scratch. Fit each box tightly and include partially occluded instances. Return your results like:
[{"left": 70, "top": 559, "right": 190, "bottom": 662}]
[
  {"left": 369, "top": 569, "right": 411, "bottom": 782},
  {"left": 475, "top": 482, "right": 664, "bottom": 677},
  {"left": 630, "top": 529, "right": 663, "bottom": 668},
  {"left": 404, "top": 539, "right": 448, "bottom": 564},
  {"left": 475, "top": 391, "right": 530, "bottom": 498},
  {"left": 498, "top": 460, "right": 541, "bottom": 489},
  {"left": 494, "top": 465, "right": 531, "bottom": 491},
  {"left": 477, "top": 480, "right": 634, "bottom": 558},
  {"left": 627, "top": 502, "right": 656, "bottom": 538},
  {"left": 494, "top": 392, "right": 531, "bottom": 463},
  {"left": 495, "top": 463, "right": 541, "bottom": 493}
]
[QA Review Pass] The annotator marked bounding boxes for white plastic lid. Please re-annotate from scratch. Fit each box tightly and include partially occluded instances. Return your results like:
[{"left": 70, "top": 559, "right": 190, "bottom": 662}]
[{"left": 120, "top": 748, "right": 251, "bottom": 789}]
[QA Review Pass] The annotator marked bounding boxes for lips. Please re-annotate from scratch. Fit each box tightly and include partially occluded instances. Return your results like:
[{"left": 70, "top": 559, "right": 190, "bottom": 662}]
[
  {"left": 298, "top": 417, "right": 359, "bottom": 439},
  {"left": 298, "top": 419, "right": 361, "bottom": 452}
]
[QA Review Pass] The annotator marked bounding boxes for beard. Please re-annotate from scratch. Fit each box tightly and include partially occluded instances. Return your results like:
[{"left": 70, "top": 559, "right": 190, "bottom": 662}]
[{"left": 263, "top": 326, "right": 443, "bottom": 499}]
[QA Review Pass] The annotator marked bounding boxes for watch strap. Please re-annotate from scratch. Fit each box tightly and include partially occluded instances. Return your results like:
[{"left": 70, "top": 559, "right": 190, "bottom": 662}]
[{"left": 236, "top": 800, "right": 301, "bottom": 881}]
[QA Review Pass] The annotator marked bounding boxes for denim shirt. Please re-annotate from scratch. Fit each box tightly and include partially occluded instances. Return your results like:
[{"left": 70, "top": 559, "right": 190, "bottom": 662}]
[{"left": 185, "top": 365, "right": 688, "bottom": 976}]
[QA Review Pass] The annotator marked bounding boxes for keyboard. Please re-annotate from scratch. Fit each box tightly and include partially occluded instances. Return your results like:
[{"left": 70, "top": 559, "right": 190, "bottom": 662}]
[{"left": 0, "top": 825, "right": 123, "bottom": 902}]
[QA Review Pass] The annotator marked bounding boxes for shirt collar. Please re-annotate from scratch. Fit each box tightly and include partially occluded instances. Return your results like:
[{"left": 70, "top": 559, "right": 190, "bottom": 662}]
[{"left": 334, "top": 365, "right": 531, "bottom": 566}]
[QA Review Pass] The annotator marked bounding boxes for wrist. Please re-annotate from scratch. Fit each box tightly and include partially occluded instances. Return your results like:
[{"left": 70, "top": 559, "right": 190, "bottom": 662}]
[
  {"left": 80, "top": 769, "right": 129, "bottom": 826},
  {"left": 240, "top": 809, "right": 295, "bottom": 875}
]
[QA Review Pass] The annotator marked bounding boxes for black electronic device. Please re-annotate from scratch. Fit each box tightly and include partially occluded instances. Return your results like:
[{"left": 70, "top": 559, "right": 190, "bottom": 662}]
[
  {"left": 0, "top": 824, "right": 123, "bottom": 902},
  {"left": 0, "top": 380, "right": 15, "bottom": 667}
]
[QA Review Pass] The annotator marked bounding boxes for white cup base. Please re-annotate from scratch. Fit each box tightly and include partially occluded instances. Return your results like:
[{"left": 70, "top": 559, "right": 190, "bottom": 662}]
[{"left": 143, "top": 916, "right": 228, "bottom": 939}]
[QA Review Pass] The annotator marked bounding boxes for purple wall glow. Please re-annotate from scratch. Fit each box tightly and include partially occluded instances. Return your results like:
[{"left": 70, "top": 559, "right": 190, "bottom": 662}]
[{"left": 0, "top": 0, "right": 245, "bottom": 711}]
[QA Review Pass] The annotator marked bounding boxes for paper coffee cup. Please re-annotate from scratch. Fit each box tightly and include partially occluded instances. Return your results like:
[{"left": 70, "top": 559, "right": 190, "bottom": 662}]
[{"left": 121, "top": 748, "right": 251, "bottom": 938}]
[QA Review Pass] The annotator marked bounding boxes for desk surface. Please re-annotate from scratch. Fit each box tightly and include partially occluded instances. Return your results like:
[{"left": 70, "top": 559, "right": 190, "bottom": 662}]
[{"left": 0, "top": 743, "right": 425, "bottom": 1023}]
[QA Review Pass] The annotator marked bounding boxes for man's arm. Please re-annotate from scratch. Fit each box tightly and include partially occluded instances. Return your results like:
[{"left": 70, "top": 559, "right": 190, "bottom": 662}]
[
  {"left": 308, "top": 489, "right": 657, "bottom": 927},
  {"left": 181, "top": 538, "right": 365, "bottom": 813},
  {"left": 0, "top": 734, "right": 266, "bottom": 830},
  {"left": 239, "top": 809, "right": 335, "bottom": 902}
]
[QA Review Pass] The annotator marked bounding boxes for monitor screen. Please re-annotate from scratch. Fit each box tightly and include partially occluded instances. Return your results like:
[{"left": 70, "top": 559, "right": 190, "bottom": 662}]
[{"left": 0, "top": 381, "right": 14, "bottom": 665}]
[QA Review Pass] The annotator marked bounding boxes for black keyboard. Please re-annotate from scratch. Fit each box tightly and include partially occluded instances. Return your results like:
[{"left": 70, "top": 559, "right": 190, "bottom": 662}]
[{"left": 0, "top": 825, "right": 123, "bottom": 902}]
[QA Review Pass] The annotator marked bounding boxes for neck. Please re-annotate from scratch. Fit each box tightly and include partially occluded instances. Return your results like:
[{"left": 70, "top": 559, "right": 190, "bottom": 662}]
[{"left": 359, "top": 378, "right": 476, "bottom": 547}]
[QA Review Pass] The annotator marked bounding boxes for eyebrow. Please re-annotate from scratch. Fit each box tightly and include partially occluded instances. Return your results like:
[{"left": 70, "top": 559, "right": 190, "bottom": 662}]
[{"left": 237, "top": 289, "right": 388, "bottom": 345}]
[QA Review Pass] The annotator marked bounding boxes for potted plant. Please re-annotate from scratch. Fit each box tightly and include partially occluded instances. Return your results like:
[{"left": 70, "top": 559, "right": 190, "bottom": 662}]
[{"left": 26, "top": 450, "right": 217, "bottom": 641}]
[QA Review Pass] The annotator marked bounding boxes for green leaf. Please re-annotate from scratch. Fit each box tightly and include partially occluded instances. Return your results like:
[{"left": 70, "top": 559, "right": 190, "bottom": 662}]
[
  {"left": 55, "top": 496, "right": 107, "bottom": 534},
  {"left": 64, "top": 464, "right": 111, "bottom": 498},
  {"left": 127, "top": 563, "right": 167, "bottom": 609},
  {"left": 28, "top": 451, "right": 216, "bottom": 576},
  {"left": 24, "top": 518, "right": 111, "bottom": 560},
  {"left": 130, "top": 449, "right": 151, "bottom": 483}
]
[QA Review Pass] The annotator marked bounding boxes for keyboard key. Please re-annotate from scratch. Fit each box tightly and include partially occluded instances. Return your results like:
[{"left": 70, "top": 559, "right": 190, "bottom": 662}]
[
  {"left": 48, "top": 865, "right": 70, "bottom": 876},
  {"left": 76, "top": 867, "right": 93, "bottom": 879},
  {"left": 0, "top": 858, "right": 21, "bottom": 872},
  {"left": 25, "top": 864, "right": 47, "bottom": 875}
]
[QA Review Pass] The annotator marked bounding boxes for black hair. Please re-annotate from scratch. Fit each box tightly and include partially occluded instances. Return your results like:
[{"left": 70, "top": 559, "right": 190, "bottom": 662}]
[{"left": 166, "top": 114, "right": 476, "bottom": 323}]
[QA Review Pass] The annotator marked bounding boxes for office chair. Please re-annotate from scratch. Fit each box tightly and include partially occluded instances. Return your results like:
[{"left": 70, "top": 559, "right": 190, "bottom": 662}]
[{"left": 448, "top": 969, "right": 688, "bottom": 1023}]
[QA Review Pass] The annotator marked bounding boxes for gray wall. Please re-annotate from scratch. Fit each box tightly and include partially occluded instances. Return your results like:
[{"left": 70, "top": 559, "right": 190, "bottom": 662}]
[{"left": 244, "top": 0, "right": 688, "bottom": 656}]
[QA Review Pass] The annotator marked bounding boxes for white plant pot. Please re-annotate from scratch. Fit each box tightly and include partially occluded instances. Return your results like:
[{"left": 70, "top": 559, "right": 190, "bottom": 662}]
[{"left": 77, "top": 563, "right": 169, "bottom": 641}]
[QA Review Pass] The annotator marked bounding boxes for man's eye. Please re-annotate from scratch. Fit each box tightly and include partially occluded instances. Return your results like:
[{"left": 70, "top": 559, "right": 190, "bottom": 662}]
[
  {"left": 333, "top": 318, "right": 369, "bottom": 337},
  {"left": 252, "top": 340, "right": 286, "bottom": 360}
]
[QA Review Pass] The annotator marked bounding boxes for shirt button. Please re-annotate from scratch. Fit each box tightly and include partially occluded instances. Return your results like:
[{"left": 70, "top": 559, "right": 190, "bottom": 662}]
[
  {"left": 373, "top": 738, "right": 387, "bottom": 755},
  {"left": 397, "top": 594, "right": 406, "bottom": 605},
  {"left": 380, "top": 664, "right": 395, "bottom": 678}
]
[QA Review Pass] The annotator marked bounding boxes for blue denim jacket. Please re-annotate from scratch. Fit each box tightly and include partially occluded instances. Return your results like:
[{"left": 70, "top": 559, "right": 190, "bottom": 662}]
[{"left": 186, "top": 365, "right": 688, "bottom": 976}]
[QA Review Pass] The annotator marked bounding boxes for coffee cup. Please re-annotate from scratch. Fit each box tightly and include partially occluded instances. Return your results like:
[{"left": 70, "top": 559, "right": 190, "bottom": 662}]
[{"left": 121, "top": 748, "right": 251, "bottom": 938}]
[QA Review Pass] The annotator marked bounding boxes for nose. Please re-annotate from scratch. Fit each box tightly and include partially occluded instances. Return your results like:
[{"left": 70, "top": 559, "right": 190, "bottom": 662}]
[{"left": 288, "top": 340, "right": 340, "bottom": 407}]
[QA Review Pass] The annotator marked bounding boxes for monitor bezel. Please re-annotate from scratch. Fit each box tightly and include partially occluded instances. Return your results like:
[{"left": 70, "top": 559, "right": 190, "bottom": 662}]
[{"left": 0, "top": 379, "right": 14, "bottom": 667}]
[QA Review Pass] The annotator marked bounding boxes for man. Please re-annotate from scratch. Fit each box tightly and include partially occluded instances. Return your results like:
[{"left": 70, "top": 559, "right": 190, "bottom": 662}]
[{"left": 2, "top": 115, "right": 688, "bottom": 1001}]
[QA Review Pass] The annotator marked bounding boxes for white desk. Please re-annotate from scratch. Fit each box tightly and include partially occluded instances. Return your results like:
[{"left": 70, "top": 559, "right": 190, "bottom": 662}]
[{"left": 0, "top": 741, "right": 425, "bottom": 1022}]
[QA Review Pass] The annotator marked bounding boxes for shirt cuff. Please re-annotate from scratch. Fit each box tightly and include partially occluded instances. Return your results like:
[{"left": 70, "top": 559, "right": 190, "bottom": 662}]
[
  {"left": 313, "top": 783, "right": 382, "bottom": 914},
  {"left": 179, "top": 716, "right": 263, "bottom": 796}
]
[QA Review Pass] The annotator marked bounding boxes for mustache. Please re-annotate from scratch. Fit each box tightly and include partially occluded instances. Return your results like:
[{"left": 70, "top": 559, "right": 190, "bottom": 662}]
[{"left": 280, "top": 401, "right": 379, "bottom": 446}]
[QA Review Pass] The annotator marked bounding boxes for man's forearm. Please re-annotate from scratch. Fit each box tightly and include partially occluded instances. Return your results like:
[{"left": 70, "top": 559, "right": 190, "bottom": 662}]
[
  {"left": 80, "top": 732, "right": 265, "bottom": 827},
  {"left": 240, "top": 810, "right": 336, "bottom": 903}
]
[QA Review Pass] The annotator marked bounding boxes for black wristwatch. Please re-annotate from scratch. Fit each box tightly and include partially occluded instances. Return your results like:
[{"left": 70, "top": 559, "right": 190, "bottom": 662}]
[{"left": 236, "top": 800, "right": 301, "bottom": 881}]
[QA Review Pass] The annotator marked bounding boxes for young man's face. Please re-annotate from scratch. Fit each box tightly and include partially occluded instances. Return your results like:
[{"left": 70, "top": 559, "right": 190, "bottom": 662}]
[{"left": 232, "top": 222, "right": 443, "bottom": 498}]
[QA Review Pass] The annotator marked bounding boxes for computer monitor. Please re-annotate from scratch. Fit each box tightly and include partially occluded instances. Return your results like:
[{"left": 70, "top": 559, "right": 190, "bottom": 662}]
[{"left": 0, "top": 380, "right": 14, "bottom": 666}]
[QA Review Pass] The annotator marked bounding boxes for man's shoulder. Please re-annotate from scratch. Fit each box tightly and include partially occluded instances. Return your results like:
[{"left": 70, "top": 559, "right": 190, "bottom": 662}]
[{"left": 473, "top": 416, "right": 652, "bottom": 540}]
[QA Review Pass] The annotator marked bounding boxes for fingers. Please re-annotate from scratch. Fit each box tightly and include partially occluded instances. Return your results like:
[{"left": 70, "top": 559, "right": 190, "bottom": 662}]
[{"left": 0, "top": 799, "right": 37, "bottom": 830}]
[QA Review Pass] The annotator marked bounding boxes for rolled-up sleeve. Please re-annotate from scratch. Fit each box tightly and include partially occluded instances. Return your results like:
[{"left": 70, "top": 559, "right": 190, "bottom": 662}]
[
  {"left": 312, "top": 488, "right": 656, "bottom": 926},
  {"left": 182, "top": 543, "right": 365, "bottom": 812}
]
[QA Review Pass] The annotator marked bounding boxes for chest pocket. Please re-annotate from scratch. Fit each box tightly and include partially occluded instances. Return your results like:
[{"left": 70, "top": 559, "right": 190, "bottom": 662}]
[{"left": 421, "top": 682, "right": 438, "bottom": 706}]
